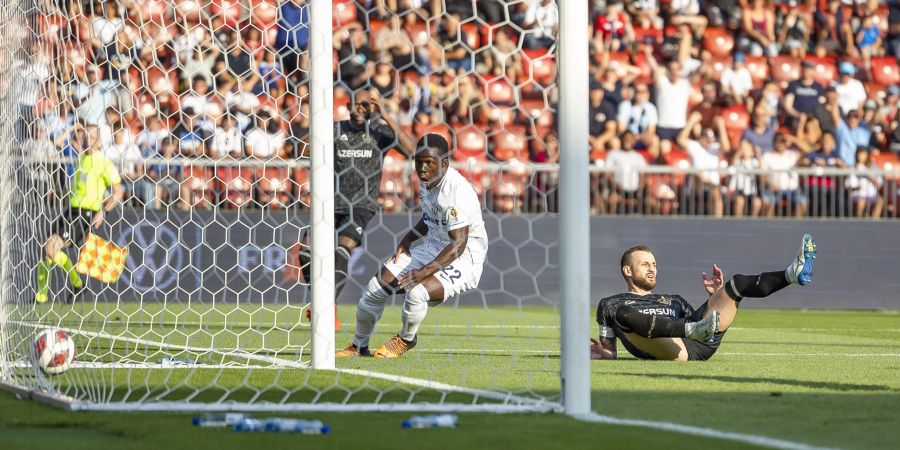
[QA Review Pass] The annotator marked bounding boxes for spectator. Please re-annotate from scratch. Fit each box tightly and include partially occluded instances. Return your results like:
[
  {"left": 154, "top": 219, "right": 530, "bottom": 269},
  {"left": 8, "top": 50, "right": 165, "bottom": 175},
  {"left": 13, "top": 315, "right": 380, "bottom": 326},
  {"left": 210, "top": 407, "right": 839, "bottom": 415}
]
[
  {"left": 438, "top": 13, "right": 473, "bottom": 73},
  {"left": 73, "top": 65, "right": 116, "bottom": 126},
  {"left": 856, "top": 11, "right": 883, "bottom": 68},
  {"left": 335, "top": 26, "right": 375, "bottom": 90},
  {"left": 727, "top": 139, "right": 763, "bottom": 217},
  {"left": 784, "top": 61, "right": 825, "bottom": 128},
  {"left": 136, "top": 116, "right": 169, "bottom": 155},
  {"left": 104, "top": 125, "right": 144, "bottom": 204},
  {"left": 478, "top": 27, "right": 520, "bottom": 75},
  {"left": 276, "top": 0, "right": 309, "bottom": 87},
  {"left": 785, "top": 114, "right": 823, "bottom": 154},
  {"left": 761, "top": 132, "right": 807, "bottom": 217},
  {"left": 594, "top": 0, "right": 634, "bottom": 51},
  {"left": 89, "top": 1, "right": 124, "bottom": 48},
  {"left": 258, "top": 50, "right": 285, "bottom": 94},
  {"left": 181, "top": 76, "right": 217, "bottom": 115},
  {"left": 605, "top": 131, "right": 648, "bottom": 214},
  {"left": 150, "top": 138, "right": 183, "bottom": 209},
  {"left": 668, "top": 0, "right": 708, "bottom": 37},
  {"left": 211, "top": 113, "right": 243, "bottom": 158},
  {"left": 778, "top": 4, "right": 812, "bottom": 58},
  {"left": 676, "top": 112, "right": 727, "bottom": 217},
  {"left": 741, "top": 0, "right": 778, "bottom": 56},
  {"left": 835, "top": 62, "right": 867, "bottom": 115},
  {"left": 286, "top": 102, "right": 311, "bottom": 158},
  {"left": 846, "top": 147, "right": 884, "bottom": 218},
  {"left": 522, "top": 0, "right": 558, "bottom": 49},
  {"left": 835, "top": 109, "right": 871, "bottom": 166},
  {"left": 704, "top": 0, "right": 741, "bottom": 29},
  {"left": 376, "top": 15, "right": 416, "bottom": 71},
  {"left": 692, "top": 80, "right": 725, "bottom": 128},
  {"left": 245, "top": 111, "right": 286, "bottom": 159},
  {"left": 800, "top": 132, "right": 847, "bottom": 216},
  {"left": 814, "top": 0, "right": 851, "bottom": 55},
  {"left": 645, "top": 49, "right": 691, "bottom": 156},
  {"left": 589, "top": 86, "right": 619, "bottom": 151},
  {"left": 720, "top": 52, "right": 754, "bottom": 104},
  {"left": 812, "top": 85, "right": 841, "bottom": 134},
  {"left": 172, "top": 107, "right": 212, "bottom": 157},
  {"left": 617, "top": 84, "right": 660, "bottom": 158},
  {"left": 741, "top": 108, "right": 777, "bottom": 154}
]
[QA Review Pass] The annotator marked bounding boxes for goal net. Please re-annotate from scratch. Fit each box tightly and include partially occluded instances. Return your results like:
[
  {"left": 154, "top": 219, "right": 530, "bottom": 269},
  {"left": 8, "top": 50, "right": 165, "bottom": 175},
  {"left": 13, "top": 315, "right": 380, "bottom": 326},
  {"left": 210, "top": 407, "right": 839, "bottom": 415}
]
[{"left": 0, "top": 0, "right": 571, "bottom": 413}]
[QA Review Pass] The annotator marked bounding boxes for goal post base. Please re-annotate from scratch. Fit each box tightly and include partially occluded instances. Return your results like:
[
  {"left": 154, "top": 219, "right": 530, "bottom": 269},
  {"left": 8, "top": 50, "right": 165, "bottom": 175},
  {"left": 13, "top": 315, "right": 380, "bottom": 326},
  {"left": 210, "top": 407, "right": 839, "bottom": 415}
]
[{"left": 0, "top": 380, "right": 76, "bottom": 411}]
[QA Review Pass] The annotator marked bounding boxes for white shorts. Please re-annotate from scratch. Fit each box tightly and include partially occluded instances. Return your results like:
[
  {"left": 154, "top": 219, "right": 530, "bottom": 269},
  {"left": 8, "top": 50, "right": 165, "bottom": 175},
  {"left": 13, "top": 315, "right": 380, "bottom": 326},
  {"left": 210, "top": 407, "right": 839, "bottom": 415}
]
[{"left": 383, "top": 245, "right": 483, "bottom": 302}]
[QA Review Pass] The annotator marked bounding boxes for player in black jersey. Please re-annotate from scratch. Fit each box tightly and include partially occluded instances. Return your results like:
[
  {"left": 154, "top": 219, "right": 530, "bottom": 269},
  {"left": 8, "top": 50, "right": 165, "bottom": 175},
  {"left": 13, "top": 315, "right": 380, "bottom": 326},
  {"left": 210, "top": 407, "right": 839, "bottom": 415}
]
[
  {"left": 300, "top": 89, "right": 416, "bottom": 328},
  {"left": 592, "top": 234, "right": 817, "bottom": 361}
]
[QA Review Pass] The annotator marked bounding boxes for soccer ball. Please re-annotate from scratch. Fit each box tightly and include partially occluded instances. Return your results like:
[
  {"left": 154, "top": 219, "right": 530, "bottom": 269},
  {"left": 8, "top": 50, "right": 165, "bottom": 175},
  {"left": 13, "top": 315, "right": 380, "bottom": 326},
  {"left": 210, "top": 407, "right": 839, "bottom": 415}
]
[{"left": 33, "top": 329, "right": 75, "bottom": 375}]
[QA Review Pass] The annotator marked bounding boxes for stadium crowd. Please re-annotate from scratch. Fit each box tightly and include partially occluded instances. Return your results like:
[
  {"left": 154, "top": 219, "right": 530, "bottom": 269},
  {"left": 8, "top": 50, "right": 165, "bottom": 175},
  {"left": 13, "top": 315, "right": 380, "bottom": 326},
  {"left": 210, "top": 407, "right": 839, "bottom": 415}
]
[{"left": 12, "top": 0, "right": 900, "bottom": 217}]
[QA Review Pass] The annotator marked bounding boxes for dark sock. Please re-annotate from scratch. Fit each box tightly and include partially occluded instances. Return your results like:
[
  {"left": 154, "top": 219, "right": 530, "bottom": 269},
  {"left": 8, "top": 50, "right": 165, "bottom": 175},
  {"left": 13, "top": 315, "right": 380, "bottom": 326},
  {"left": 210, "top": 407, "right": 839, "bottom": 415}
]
[
  {"left": 614, "top": 306, "right": 686, "bottom": 339},
  {"left": 334, "top": 245, "right": 351, "bottom": 299},
  {"left": 724, "top": 271, "right": 790, "bottom": 301}
]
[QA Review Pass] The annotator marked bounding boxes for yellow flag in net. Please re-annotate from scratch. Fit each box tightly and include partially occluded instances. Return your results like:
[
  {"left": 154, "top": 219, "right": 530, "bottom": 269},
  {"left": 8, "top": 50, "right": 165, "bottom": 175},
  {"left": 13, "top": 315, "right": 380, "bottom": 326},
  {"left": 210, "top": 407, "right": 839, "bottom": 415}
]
[{"left": 76, "top": 233, "right": 128, "bottom": 283}]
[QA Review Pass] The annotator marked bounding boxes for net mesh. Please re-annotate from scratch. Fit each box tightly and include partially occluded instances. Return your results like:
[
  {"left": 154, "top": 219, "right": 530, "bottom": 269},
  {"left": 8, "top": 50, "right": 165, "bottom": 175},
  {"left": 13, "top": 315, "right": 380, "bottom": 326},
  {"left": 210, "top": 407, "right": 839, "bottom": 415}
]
[{"left": 1, "top": 0, "right": 564, "bottom": 412}]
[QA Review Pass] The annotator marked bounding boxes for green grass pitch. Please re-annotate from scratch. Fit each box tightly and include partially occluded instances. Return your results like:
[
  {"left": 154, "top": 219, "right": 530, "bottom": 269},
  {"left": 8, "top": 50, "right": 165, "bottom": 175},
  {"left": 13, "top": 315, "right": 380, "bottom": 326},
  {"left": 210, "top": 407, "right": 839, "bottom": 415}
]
[{"left": 1, "top": 305, "right": 898, "bottom": 449}]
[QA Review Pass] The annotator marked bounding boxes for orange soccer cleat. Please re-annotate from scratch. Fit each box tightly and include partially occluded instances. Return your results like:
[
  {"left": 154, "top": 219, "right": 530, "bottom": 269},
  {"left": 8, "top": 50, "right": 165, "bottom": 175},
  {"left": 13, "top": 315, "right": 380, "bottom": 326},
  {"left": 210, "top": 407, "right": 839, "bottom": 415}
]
[{"left": 372, "top": 335, "right": 417, "bottom": 359}]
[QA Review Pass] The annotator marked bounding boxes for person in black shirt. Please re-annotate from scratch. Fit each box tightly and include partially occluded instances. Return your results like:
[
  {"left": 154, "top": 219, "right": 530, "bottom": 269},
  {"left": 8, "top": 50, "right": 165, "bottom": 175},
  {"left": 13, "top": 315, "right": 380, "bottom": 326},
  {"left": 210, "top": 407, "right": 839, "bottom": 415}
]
[
  {"left": 589, "top": 86, "right": 618, "bottom": 151},
  {"left": 301, "top": 89, "right": 415, "bottom": 327},
  {"left": 592, "top": 235, "right": 817, "bottom": 361},
  {"left": 784, "top": 62, "right": 825, "bottom": 129}
]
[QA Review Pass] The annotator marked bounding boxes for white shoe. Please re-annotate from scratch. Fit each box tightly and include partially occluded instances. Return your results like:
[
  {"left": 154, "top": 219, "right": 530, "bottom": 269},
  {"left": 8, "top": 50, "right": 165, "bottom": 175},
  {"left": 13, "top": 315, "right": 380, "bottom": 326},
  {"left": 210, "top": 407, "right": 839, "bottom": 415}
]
[
  {"left": 685, "top": 311, "right": 719, "bottom": 342},
  {"left": 785, "top": 234, "right": 816, "bottom": 286}
]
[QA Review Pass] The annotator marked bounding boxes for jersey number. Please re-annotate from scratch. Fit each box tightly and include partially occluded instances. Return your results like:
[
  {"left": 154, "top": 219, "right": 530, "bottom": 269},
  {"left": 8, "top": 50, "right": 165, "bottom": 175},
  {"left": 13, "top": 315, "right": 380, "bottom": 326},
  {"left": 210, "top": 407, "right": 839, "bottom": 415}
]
[{"left": 440, "top": 265, "right": 462, "bottom": 282}]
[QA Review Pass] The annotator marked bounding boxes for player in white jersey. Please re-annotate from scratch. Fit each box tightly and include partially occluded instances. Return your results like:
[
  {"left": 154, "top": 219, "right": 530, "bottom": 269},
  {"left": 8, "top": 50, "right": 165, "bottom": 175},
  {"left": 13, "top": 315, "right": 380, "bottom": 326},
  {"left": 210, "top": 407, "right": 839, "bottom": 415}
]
[{"left": 337, "top": 134, "right": 488, "bottom": 358}]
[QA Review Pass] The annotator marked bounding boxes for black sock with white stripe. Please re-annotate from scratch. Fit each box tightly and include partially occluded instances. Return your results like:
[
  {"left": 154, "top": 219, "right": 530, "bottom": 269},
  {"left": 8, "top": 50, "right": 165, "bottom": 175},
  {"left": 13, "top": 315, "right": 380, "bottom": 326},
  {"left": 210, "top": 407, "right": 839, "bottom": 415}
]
[{"left": 724, "top": 272, "right": 790, "bottom": 301}]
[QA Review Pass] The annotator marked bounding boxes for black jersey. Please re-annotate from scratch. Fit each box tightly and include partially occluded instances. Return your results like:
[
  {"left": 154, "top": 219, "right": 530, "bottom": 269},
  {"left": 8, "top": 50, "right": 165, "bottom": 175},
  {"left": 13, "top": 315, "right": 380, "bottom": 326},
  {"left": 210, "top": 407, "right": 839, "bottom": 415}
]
[
  {"left": 597, "top": 292, "right": 697, "bottom": 360},
  {"left": 333, "top": 116, "right": 395, "bottom": 213}
]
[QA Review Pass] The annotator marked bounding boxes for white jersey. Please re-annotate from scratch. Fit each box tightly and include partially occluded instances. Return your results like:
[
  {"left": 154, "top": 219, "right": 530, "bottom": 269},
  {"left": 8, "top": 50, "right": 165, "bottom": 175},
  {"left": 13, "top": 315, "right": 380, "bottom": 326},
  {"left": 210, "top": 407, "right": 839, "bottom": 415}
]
[{"left": 419, "top": 167, "right": 488, "bottom": 264}]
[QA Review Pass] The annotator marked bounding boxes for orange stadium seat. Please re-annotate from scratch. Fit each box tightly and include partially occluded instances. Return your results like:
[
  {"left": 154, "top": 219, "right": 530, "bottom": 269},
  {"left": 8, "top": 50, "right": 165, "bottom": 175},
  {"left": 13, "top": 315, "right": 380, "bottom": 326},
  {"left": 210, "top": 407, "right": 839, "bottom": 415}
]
[
  {"left": 406, "top": 21, "right": 431, "bottom": 47},
  {"left": 519, "top": 99, "right": 554, "bottom": 131},
  {"left": 174, "top": 0, "right": 203, "bottom": 22},
  {"left": 745, "top": 56, "right": 769, "bottom": 89},
  {"left": 703, "top": 27, "right": 734, "bottom": 59},
  {"left": 491, "top": 126, "right": 528, "bottom": 162},
  {"left": 804, "top": 56, "right": 837, "bottom": 87},
  {"left": 183, "top": 166, "right": 214, "bottom": 209},
  {"left": 415, "top": 123, "right": 454, "bottom": 146},
  {"left": 522, "top": 49, "right": 557, "bottom": 86},
  {"left": 460, "top": 22, "right": 481, "bottom": 49},
  {"left": 482, "top": 104, "right": 518, "bottom": 126},
  {"left": 604, "top": 52, "right": 632, "bottom": 78},
  {"left": 333, "top": 93, "right": 350, "bottom": 121},
  {"left": 722, "top": 105, "right": 750, "bottom": 148},
  {"left": 866, "top": 83, "right": 886, "bottom": 101},
  {"left": 871, "top": 57, "right": 900, "bottom": 86},
  {"left": 453, "top": 125, "right": 487, "bottom": 160},
  {"left": 770, "top": 56, "right": 801, "bottom": 88}
]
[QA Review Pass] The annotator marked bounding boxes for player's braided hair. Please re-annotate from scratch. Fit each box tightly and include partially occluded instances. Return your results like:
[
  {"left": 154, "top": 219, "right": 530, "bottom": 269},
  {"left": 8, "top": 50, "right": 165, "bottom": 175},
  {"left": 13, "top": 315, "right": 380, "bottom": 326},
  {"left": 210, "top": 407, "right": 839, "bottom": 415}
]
[
  {"left": 416, "top": 133, "right": 450, "bottom": 158},
  {"left": 621, "top": 245, "right": 653, "bottom": 271}
]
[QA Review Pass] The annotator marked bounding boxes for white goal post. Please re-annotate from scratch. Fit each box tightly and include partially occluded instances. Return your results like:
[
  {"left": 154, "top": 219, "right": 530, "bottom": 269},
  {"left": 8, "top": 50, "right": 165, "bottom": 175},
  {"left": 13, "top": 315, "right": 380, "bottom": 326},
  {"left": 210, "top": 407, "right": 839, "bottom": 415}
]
[{"left": 0, "top": 0, "right": 590, "bottom": 415}]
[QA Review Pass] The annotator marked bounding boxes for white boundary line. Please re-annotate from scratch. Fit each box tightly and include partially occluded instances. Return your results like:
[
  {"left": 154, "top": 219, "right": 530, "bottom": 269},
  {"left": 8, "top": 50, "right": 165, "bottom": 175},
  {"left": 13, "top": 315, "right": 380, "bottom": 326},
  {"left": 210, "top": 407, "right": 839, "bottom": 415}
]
[
  {"left": 576, "top": 413, "right": 837, "bottom": 450},
  {"left": 6, "top": 320, "right": 841, "bottom": 448}
]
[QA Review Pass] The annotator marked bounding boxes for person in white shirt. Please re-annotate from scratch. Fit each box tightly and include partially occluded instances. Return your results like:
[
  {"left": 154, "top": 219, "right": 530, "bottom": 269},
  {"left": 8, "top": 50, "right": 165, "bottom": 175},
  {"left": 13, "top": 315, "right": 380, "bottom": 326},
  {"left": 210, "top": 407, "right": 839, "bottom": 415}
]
[
  {"left": 604, "top": 131, "right": 647, "bottom": 214},
  {"left": 644, "top": 46, "right": 690, "bottom": 157},
  {"left": 522, "top": 0, "right": 558, "bottom": 49},
  {"left": 720, "top": 52, "right": 754, "bottom": 103},
  {"left": 103, "top": 125, "right": 145, "bottom": 204},
  {"left": 245, "top": 111, "right": 285, "bottom": 158},
  {"left": 337, "top": 134, "right": 488, "bottom": 359},
  {"left": 180, "top": 76, "right": 216, "bottom": 116},
  {"left": 617, "top": 84, "right": 661, "bottom": 158},
  {"left": 835, "top": 62, "right": 868, "bottom": 115},
  {"left": 211, "top": 113, "right": 243, "bottom": 158},
  {"left": 676, "top": 112, "right": 728, "bottom": 217},
  {"left": 761, "top": 133, "right": 807, "bottom": 217}
]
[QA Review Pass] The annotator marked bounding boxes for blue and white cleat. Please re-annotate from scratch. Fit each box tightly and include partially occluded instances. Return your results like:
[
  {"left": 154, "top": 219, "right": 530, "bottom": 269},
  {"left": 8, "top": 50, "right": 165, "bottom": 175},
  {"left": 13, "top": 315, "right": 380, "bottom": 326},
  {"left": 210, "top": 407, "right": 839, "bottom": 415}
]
[{"left": 786, "top": 234, "right": 816, "bottom": 286}]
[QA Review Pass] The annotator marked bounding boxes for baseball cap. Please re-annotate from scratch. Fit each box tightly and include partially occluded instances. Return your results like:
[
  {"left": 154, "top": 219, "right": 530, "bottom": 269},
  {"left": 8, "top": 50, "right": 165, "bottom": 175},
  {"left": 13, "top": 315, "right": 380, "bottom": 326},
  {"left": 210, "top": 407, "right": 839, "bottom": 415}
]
[
  {"left": 839, "top": 61, "right": 857, "bottom": 76},
  {"left": 733, "top": 52, "right": 746, "bottom": 63},
  {"left": 801, "top": 60, "right": 816, "bottom": 69},
  {"left": 864, "top": 100, "right": 877, "bottom": 110},
  {"left": 888, "top": 85, "right": 900, "bottom": 96}
]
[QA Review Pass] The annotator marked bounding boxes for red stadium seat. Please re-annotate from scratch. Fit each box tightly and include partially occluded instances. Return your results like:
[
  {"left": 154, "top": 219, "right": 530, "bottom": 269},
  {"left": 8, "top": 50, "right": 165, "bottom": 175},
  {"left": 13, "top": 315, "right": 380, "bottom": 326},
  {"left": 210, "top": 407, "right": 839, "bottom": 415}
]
[
  {"left": 292, "top": 168, "right": 311, "bottom": 207},
  {"left": 604, "top": 52, "right": 632, "bottom": 78},
  {"left": 804, "top": 56, "right": 837, "bottom": 87},
  {"left": 630, "top": 52, "right": 654, "bottom": 84},
  {"left": 453, "top": 125, "right": 487, "bottom": 160},
  {"left": 456, "top": 156, "right": 489, "bottom": 196},
  {"left": 482, "top": 104, "right": 518, "bottom": 126},
  {"left": 519, "top": 99, "right": 554, "bottom": 130},
  {"left": 491, "top": 126, "right": 528, "bottom": 161},
  {"left": 484, "top": 76, "right": 516, "bottom": 105},
  {"left": 632, "top": 26, "right": 663, "bottom": 47},
  {"left": 522, "top": 49, "right": 557, "bottom": 86},
  {"left": 770, "top": 56, "right": 801, "bottom": 88},
  {"left": 459, "top": 22, "right": 481, "bottom": 49},
  {"left": 871, "top": 57, "right": 900, "bottom": 86},
  {"left": 873, "top": 152, "right": 899, "bottom": 172},
  {"left": 745, "top": 56, "right": 769, "bottom": 89},
  {"left": 174, "top": 0, "right": 203, "bottom": 22},
  {"left": 210, "top": 0, "right": 243, "bottom": 26},
  {"left": 256, "top": 168, "right": 294, "bottom": 208},
  {"left": 333, "top": 0, "right": 357, "bottom": 30},
  {"left": 144, "top": 66, "right": 179, "bottom": 96},
  {"left": 333, "top": 93, "right": 350, "bottom": 121},
  {"left": 217, "top": 167, "right": 255, "bottom": 209},
  {"left": 707, "top": 57, "right": 730, "bottom": 82},
  {"left": 703, "top": 27, "right": 734, "bottom": 59},
  {"left": 415, "top": 123, "right": 454, "bottom": 146},
  {"left": 183, "top": 166, "right": 214, "bottom": 209},
  {"left": 250, "top": 0, "right": 277, "bottom": 28},
  {"left": 406, "top": 21, "right": 431, "bottom": 47},
  {"left": 865, "top": 83, "right": 887, "bottom": 101},
  {"left": 722, "top": 105, "right": 750, "bottom": 148},
  {"left": 665, "top": 149, "right": 692, "bottom": 170}
]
